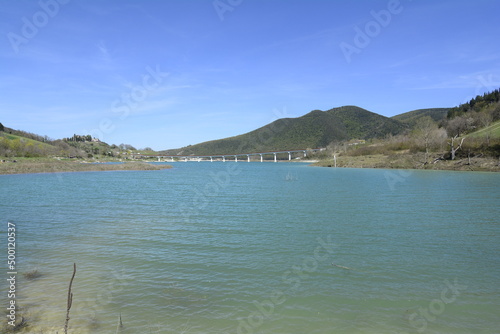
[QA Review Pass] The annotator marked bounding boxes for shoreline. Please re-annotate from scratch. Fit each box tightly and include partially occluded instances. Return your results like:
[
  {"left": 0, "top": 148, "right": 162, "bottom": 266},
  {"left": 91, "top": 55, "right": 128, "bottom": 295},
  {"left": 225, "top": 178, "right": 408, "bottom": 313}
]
[
  {"left": 0, "top": 159, "right": 172, "bottom": 175},
  {"left": 311, "top": 154, "right": 500, "bottom": 172},
  {"left": 1, "top": 155, "right": 499, "bottom": 174}
]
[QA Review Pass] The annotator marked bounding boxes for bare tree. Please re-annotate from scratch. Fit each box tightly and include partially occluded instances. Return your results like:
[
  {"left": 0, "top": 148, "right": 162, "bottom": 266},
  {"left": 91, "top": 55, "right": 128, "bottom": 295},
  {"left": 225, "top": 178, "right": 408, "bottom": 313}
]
[
  {"left": 449, "top": 135, "right": 465, "bottom": 160},
  {"left": 433, "top": 128, "right": 448, "bottom": 151},
  {"left": 413, "top": 116, "right": 438, "bottom": 164},
  {"left": 446, "top": 116, "right": 473, "bottom": 137}
]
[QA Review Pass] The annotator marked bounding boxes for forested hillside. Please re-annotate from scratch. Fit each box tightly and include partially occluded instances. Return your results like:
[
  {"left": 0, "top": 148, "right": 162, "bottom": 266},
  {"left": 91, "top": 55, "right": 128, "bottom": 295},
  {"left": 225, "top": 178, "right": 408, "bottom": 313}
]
[
  {"left": 392, "top": 108, "right": 450, "bottom": 126},
  {"left": 160, "top": 106, "right": 407, "bottom": 156}
]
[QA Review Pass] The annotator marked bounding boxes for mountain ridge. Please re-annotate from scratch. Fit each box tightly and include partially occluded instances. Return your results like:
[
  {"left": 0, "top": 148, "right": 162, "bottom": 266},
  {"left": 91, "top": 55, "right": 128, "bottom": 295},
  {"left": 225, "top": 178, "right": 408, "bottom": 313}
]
[{"left": 160, "top": 105, "right": 409, "bottom": 156}]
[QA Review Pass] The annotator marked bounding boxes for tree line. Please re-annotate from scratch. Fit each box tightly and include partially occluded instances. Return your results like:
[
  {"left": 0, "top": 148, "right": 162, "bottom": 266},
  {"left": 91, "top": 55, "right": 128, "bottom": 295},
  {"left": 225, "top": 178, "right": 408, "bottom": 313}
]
[{"left": 448, "top": 89, "right": 500, "bottom": 119}]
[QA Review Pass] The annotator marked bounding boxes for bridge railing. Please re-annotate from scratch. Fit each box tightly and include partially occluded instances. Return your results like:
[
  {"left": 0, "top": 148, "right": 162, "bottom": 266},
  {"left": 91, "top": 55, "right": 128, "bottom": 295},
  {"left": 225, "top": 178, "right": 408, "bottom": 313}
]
[{"left": 135, "top": 148, "right": 324, "bottom": 162}]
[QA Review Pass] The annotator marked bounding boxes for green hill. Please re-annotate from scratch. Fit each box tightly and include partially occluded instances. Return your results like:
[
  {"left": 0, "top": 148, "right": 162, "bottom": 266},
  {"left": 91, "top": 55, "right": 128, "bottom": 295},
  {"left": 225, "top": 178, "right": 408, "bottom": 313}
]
[
  {"left": 391, "top": 108, "right": 450, "bottom": 126},
  {"left": 1, "top": 124, "right": 119, "bottom": 158},
  {"left": 466, "top": 120, "right": 500, "bottom": 138},
  {"left": 0, "top": 126, "right": 57, "bottom": 157},
  {"left": 329, "top": 105, "right": 406, "bottom": 138},
  {"left": 160, "top": 106, "right": 407, "bottom": 156}
]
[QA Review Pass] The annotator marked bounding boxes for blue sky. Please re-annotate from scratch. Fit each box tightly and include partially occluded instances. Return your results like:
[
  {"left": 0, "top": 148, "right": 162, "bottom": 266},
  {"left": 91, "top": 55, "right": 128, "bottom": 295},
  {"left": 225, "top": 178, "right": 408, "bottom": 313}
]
[{"left": 1, "top": 0, "right": 499, "bottom": 150}]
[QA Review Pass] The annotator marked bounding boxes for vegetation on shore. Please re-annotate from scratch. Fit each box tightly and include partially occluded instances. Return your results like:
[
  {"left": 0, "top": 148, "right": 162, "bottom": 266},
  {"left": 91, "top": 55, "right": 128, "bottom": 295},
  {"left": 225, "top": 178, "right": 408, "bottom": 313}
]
[
  {"left": 309, "top": 122, "right": 500, "bottom": 172},
  {"left": 312, "top": 153, "right": 500, "bottom": 172}
]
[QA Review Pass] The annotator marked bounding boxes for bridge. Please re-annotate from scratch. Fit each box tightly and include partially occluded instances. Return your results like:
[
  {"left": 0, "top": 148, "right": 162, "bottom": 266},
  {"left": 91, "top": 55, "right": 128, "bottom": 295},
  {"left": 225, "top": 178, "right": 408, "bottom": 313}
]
[{"left": 135, "top": 148, "right": 325, "bottom": 162}]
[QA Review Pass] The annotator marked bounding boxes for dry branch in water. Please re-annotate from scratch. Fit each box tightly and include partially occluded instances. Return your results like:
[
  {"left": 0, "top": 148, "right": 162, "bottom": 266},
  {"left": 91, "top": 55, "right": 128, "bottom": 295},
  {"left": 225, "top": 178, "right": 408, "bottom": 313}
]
[{"left": 64, "top": 263, "right": 76, "bottom": 334}]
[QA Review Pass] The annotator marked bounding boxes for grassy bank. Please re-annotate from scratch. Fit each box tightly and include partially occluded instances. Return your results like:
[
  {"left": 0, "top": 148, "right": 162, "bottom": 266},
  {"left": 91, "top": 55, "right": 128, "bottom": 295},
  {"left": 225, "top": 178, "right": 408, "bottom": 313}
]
[
  {"left": 312, "top": 153, "right": 500, "bottom": 172},
  {"left": 0, "top": 158, "right": 172, "bottom": 175}
]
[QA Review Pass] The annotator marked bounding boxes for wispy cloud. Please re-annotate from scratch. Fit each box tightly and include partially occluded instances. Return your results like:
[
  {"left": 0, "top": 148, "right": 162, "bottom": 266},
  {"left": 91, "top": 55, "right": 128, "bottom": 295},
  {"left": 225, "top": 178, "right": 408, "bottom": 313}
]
[
  {"left": 97, "top": 40, "right": 112, "bottom": 64},
  {"left": 406, "top": 71, "right": 500, "bottom": 91},
  {"left": 386, "top": 54, "right": 432, "bottom": 69}
]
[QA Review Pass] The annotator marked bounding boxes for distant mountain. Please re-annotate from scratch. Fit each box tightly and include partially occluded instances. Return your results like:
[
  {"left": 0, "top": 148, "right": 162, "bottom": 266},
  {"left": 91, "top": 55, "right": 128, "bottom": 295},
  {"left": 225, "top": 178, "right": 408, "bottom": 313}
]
[
  {"left": 160, "top": 105, "right": 407, "bottom": 156},
  {"left": 391, "top": 108, "right": 450, "bottom": 126}
]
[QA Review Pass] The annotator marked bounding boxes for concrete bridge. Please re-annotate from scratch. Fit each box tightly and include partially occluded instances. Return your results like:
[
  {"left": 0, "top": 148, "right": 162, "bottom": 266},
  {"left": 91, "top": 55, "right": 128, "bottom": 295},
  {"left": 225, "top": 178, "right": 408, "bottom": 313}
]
[{"left": 136, "top": 148, "right": 325, "bottom": 162}]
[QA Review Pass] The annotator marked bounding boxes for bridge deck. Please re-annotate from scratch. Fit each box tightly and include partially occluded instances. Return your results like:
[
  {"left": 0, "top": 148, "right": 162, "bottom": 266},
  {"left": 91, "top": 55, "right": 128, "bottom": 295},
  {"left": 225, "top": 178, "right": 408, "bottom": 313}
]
[{"left": 136, "top": 148, "right": 324, "bottom": 161}]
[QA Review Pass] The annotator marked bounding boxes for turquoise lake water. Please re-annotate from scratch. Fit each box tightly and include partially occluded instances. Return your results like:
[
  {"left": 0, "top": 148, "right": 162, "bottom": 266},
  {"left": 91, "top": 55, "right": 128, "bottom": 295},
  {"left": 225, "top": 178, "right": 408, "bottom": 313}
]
[{"left": 1, "top": 162, "right": 499, "bottom": 333}]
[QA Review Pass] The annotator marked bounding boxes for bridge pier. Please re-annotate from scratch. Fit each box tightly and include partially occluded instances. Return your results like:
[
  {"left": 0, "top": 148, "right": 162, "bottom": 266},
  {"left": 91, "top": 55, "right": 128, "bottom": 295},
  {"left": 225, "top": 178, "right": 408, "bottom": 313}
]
[{"left": 147, "top": 148, "right": 322, "bottom": 163}]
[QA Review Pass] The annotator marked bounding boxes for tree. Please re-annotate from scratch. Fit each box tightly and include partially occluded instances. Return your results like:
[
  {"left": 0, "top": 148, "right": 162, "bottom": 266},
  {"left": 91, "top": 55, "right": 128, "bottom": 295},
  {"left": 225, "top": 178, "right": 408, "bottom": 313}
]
[
  {"left": 446, "top": 116, "right": 474, "bottom": 137},
  {"left": 493, "top": 102, "right": 500, "bottom": 122},
  {"left": 119, "top": 143, "right": 136, "bottom": 151},
  {"left": 477, "top": 111, "right": 493, "bottom": 128},
  {"left": 449, "top": 135, "right": 465, "bottom": 160},
  {"left": 0, "top": 122, "right": 4, "bottom": 132},
  {"left": 413, "top": 116, "right": 438, "bottom": 163}
]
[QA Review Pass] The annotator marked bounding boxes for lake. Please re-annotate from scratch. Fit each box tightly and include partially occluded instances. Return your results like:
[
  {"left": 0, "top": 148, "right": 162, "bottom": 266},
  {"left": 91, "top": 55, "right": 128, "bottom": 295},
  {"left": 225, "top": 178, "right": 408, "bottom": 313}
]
[{"left": 1, "top": 162, "right": 499, "bottom": 333}]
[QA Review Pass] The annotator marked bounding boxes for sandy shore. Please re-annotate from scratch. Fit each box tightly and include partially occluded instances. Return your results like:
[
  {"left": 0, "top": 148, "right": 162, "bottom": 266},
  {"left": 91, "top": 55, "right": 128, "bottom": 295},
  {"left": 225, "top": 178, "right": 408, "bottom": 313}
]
[{"left": 0, "top": 159, "right": 172, "bottom": 175}]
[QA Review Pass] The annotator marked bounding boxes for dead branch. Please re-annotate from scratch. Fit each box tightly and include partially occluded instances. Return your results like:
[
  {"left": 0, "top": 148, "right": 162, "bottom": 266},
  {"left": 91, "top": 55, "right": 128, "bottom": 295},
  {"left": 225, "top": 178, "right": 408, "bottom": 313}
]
[
  {"left": 433, "top": 155, "right": 445, "bottom": 164},
  {"left": 116, "top": 313, "right": 124, "bottom": 333},
  {"left": 64, "top": 263, "right": 76, "bottom": 334}
]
